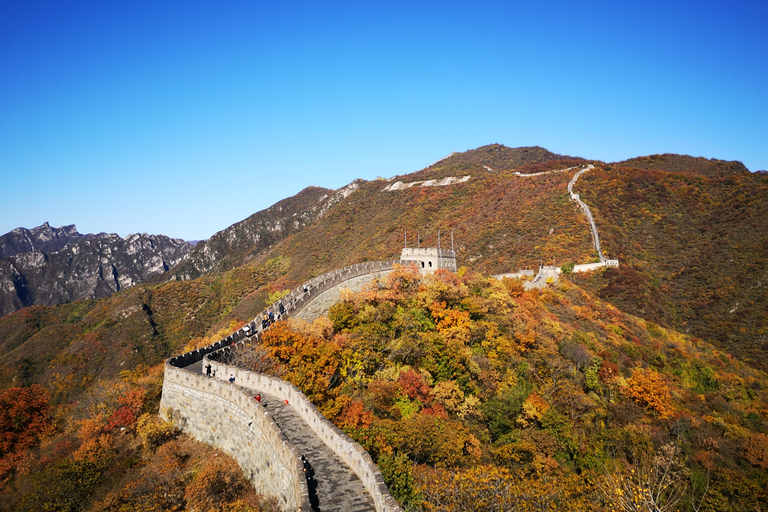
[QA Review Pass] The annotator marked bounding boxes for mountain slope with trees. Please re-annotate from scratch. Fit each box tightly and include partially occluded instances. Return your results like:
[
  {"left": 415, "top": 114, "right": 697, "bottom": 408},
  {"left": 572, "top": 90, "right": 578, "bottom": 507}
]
[{"left": 0, "top": 143, "right": 766, "bottom": 510}]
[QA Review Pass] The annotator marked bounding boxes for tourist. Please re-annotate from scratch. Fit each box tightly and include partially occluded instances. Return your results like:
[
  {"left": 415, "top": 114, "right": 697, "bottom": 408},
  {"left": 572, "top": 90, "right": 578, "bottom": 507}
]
[
  {"left": 205, "top": 363, "right": 212, "bottom": 377},
  {"left": 229, "top": 374, "right": 235, "bottom": 384}
]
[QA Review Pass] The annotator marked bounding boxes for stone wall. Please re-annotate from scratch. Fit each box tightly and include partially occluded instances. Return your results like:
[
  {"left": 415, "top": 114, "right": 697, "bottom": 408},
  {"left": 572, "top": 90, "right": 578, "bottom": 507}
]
[
  {"left": 567, "top": 164, "right": 619, "bottom": 268},
  {"left": 161, "top": 259, "right": 408, "bottom": 512},
  {"left": 160, "top": 363, "right": 310, "bottom": 511},
  {"left": 293, "top": 270, "right": 392, "bottom": 322},
  {"left": 205, "top": 357, "right": 402, "bottom": 512}
]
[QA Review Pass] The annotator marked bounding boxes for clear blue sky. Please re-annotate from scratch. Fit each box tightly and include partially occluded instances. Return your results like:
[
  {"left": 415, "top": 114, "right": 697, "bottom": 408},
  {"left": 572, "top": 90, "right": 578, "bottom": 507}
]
[{"left": 2, "top": 0, "right": 766, "bottom": 241}]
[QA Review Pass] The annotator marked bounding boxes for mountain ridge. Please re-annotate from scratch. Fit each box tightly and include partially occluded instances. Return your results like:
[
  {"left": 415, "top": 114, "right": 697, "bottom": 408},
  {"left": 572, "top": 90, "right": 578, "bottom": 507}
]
[{"left": 0, "top": 230, "right": 191, "bottom": 317}]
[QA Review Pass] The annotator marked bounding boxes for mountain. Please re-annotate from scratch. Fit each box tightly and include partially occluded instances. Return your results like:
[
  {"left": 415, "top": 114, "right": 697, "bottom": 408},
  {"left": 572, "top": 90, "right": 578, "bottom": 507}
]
[
  {"left": 0, "top": 222, "right": 95, "bottom": 258},
  {"left": 1, "top": 144, "right": 767, "bottom": 511},
  {"left": 572, "top": 161, "right": 768, "bottom": 368},
  {"left": 170, "top": 183, "right": 361, "bottom": 280},
  {"left": 0, "top": 230, "right": 191, "bottom": 317},
  {"left": 615, "top": 153, "right": 750, "bottom": 177},
  {"left": 422, "top": 144, "right": 568, "bottom": 172},
  {"left": 3, "top": 145, "right": 764, "bottom": 369}
]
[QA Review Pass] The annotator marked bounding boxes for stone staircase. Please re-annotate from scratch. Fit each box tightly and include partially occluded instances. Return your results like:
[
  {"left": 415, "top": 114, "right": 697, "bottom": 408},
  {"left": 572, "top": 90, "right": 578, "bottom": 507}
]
[
  {"left": 166, "top": 260, "right": 405, "bottom": 511},
  {"left": 251, "top": 388, "right": 376, "bottom": 512}
]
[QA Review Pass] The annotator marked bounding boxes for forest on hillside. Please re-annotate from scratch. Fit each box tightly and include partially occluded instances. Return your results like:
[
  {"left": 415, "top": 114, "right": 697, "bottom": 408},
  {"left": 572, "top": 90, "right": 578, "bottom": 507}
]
[
  {"left": 1, "top": 145, "right": 767, "bottom": 511},
  {"left": 227, "top": 266, "right": 768, "bottom": 511}
]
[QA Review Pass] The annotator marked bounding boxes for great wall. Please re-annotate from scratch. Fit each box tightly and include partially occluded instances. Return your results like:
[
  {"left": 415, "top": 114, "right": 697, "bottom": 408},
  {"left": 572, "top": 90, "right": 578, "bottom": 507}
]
[
  {"left": 158, "top": 164, "right": 617, "bottom": 511},
  {"left": 160, "top": 255, "right": 458, "bottom": 512}
]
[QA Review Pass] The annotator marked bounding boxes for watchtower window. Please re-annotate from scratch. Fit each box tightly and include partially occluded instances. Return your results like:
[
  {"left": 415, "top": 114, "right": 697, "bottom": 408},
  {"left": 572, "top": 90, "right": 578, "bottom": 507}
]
[
  {"left": 421, "top": 262, "right": 425, "bottom": 268},
  {"left": 428, "top": 261, "right": 432, "bottom": 267}
]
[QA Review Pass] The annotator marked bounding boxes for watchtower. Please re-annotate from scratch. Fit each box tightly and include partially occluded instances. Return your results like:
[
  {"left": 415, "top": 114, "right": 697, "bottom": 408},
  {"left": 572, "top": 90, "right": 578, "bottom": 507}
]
[
  {"left": 399, "top": 230, "right": 457, "bottom": 273},
  {"left": 400, "top": 247, "right": 457, "bottom": 273}
]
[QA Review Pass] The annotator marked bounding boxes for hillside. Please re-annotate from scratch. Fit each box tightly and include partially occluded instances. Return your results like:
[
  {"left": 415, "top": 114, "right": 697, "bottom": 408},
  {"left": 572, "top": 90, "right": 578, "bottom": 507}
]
[
  {"left": 0, "top": 143, "right": 767, "bottom": 510},
  {"left": 572, "top": 164, "right": 768, "bottom": 369},
  {"left": 228, "top": 268, "right": 768, "bottom": 510},
  {"left": 615, "top": 154, "right": 750, "bottom": 177},
  {"left": 253, "top": 148, "right": 592, "bottom": 283},
  {"left": 170, "top": 185, "right": 349, "bottom": 280}
]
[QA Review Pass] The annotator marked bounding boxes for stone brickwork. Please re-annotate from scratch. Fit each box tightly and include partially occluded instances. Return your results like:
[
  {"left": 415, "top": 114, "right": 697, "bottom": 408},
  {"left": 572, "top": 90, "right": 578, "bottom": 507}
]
[
  {"left": 161, "top": 258, "right": 413, "bottom": 512},
  {"left": 400, "top": 247, "right": 457, "bottom": 273},
  {"left": 294, "top": 270, "right": 392, "bottom": 322},
  {"left": 204, "top": 358, "right": 401, "bottom": 512},
  {"left": 160, "top": 363, "right": 310, "bottom": 511}
]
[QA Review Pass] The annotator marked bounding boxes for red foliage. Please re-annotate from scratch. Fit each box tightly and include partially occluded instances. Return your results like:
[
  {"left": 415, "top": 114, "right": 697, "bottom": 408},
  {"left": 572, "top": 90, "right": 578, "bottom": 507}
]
[
  {"left": 0, "top": 385, "right": 50, "bottom": 456},
  {"left": 398, "top": 370, "right": 433, "bottom": 406},
  {"left": 598, "top": 361, "right": 619, "bottom": 382},
  {"left": 422, "top": 403, "right": 449, "bottom": 419},
  {"left": 107, "top": 407, "right": 137, "bottom": 429}
]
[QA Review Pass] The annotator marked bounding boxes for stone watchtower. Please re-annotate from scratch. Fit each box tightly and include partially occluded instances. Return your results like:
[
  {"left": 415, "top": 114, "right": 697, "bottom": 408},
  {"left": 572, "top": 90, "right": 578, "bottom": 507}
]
[{"left": 400, "top": 247, "right": 457, "bottom": 273}]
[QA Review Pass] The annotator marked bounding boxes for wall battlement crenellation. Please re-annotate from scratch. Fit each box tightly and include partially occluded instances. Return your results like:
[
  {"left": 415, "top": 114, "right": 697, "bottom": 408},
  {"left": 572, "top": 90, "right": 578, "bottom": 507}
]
[{"left": 161, "top": 257, "right": 412, "bottom": 511}]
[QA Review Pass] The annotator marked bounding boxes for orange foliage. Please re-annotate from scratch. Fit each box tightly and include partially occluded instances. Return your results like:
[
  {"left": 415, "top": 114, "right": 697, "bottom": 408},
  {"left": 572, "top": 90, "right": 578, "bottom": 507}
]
[
  {"left": 744, "top": 432, "right": 768, "bottom": 469},
  {"left": 338, "top": 400, "right": 373, "bottom": 429},
  {"left": 623, "top": 368, "right": 675, "bottom": 418},
  {"left": 0, "top": 384, "right": 50, "bottom": 457},
  {"left": 428, "top": 301, "right": 470, "bottom": 331}
]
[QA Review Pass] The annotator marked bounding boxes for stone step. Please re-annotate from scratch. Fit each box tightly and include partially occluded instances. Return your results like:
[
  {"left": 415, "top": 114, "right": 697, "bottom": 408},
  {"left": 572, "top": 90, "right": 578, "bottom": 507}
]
[{"left": 245, "top": 389, "right": 376, "bottom": 512}]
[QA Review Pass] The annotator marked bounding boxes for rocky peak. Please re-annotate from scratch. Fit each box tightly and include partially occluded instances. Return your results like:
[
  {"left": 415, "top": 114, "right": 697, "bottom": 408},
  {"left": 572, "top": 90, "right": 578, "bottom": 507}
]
[
  {"left": 0, "top": 222, "right": 85, "bottom": 258},
  {"left": 0, "top": 227, "right": 192, "bottom": 317}
]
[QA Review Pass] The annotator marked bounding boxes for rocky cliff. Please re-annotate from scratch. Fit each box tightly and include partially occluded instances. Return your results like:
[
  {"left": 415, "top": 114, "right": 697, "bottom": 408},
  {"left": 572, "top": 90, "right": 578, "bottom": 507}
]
[
  {"left": 170, "top": 184, "right": 360, "bottom": 280},
  {"left": 0, "top": 222, "right": 99, "bottom": 258},
  {"left": 0, "top": 229, "right": 191, "bottom": 317}
]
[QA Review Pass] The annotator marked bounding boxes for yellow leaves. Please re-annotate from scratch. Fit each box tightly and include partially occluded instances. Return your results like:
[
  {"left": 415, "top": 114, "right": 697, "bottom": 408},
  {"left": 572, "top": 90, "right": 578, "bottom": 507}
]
[
  {"left": 517, "top": 392, "right": 550, "bottom": 428},
  {"left": 497, "top": 368, "right": 519, "bottom": 396},
  {"left": 428, "top": 300, "right": 471, "bottom": 331},
  {"left": 431, "top": 380, "right": 464, "bottom": 414},
  {"left": 266, "top": 288, "right": 290, "bottom": 305},
  {"left": 136, "top": 413, "right": 178, "bottom": 451},
  {"left": 182, "top": 325, "right": 237, "bottom": 353},
  {"left": 487, "top": 278, "right": 513, "bottom": 314}
]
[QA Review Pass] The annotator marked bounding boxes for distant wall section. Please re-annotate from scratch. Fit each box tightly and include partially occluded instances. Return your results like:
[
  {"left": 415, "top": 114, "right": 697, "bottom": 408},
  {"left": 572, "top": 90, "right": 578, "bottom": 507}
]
[{"left": 294, "top": 270, "right": 393, "bottom": 323}]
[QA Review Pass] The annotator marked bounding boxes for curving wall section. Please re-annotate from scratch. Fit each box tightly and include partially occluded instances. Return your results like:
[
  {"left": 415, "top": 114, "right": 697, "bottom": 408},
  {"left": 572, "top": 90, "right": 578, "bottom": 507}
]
[
  {"left": 161, "top": 259, "right": 411, "bottom": 512},
  {"left": 162, "top": 363, "right": 310, "bottom": 510},
  {"left": 204, "top": 356, "right": 402, "bottom": 512},
  {"left": 568, "top": 165, "right": 620, "bottom": 268}
]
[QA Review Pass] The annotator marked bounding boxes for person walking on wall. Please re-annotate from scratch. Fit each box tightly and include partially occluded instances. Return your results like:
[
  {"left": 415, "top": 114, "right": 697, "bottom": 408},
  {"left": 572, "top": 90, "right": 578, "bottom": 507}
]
[
  {"left": 229, "top": 374, "right": 235, "bottom": 384},
  {"left": 205, "top": 363, "right": 212, "bottom": 377}
]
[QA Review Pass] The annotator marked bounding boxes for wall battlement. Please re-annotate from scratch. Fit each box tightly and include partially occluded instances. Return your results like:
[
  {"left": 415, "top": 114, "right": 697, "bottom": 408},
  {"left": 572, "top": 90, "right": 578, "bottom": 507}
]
[
  {"left": 161, "top": 258, "right": 412, "bottom": 511},
  {"left": 161, "top": 363, "right": 309, "bottom": 510},
  {"left": 400, "top": 247, "right": 457, "bottom": 273}
]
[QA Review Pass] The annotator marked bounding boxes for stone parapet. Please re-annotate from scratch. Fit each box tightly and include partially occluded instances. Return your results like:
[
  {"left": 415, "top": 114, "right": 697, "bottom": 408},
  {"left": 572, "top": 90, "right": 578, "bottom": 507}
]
[
  {"left": 205, "top": 357, "right": 402, "bottom": 512},
  {"left": 162, "top": 258, "right": 408, "bottom": 511},
  {"left": 160, "top": 363, "right": 310, "bottom": 512}
]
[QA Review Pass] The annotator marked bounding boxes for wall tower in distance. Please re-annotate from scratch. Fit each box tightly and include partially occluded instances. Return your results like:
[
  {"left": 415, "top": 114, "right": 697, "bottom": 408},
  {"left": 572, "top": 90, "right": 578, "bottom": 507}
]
[{"left": 400, "top": 247, "right": 457, "bottom": 273}]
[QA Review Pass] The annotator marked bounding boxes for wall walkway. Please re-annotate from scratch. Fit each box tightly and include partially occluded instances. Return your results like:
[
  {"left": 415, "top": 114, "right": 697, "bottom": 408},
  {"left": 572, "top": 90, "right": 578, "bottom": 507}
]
[
  {"left": 568, "top": 165, "right": 620, "bottom": 268},
  {"left": 161, "top": 260, "right": 408, "bottom": 512}
]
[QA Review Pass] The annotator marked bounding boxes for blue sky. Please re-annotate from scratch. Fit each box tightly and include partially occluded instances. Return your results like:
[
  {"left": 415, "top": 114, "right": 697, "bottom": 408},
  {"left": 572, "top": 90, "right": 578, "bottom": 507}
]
[{"left": 1, "top": 0, "right": 766, "bottom": 241}]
